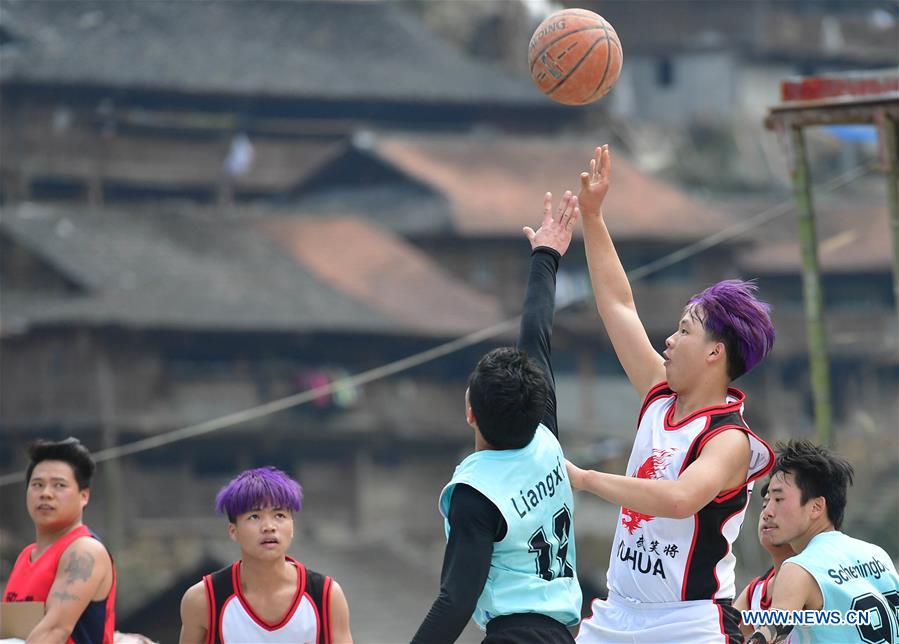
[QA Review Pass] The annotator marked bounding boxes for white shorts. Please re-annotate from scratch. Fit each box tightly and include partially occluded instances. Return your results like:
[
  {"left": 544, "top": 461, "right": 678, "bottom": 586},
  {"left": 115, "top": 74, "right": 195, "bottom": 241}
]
[{"left": 576, "top": 592, "right": 741, "bottom": 644}]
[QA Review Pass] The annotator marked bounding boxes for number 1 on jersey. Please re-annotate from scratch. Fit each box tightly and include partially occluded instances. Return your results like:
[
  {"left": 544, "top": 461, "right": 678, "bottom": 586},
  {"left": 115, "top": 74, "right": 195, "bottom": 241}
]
[{"left": 528, "top": 506, "right": 574, "bottom": 581}]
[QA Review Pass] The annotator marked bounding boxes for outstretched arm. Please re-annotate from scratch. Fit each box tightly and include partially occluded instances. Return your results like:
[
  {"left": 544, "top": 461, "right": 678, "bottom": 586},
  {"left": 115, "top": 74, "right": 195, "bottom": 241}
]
[
  {"left": 519, "top": 191, "right": 580, "bottom": 437},
  {"left": 579, "top": 145, "right": 665, "bottom": 399},
  {"left": 566, "top": 429, "right": 749, "bottom": 518}
]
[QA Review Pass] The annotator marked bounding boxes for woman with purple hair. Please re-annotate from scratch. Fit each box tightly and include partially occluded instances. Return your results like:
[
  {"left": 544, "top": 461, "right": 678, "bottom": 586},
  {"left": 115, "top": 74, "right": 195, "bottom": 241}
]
[
  {"left": 178, "top": 467, "right": 352, "bottom": 644},
  {"left": 567, "top": 145, "right": 777, "bottom": 644}
]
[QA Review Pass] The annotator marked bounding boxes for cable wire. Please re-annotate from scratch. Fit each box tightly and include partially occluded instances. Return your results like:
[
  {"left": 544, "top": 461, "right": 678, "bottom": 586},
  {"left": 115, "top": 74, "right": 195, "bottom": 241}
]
[{"left": 0, "top": 163, "right": 873, "bottom": 487}]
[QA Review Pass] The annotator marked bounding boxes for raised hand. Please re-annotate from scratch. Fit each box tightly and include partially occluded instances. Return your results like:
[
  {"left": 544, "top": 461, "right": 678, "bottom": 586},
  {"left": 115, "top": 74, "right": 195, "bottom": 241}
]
[
  {"left": 578, "top": 144, "right": 611, "bottom": 217},
  {"left": 523, "top": 190, "right": 580, "bottom": 257}
]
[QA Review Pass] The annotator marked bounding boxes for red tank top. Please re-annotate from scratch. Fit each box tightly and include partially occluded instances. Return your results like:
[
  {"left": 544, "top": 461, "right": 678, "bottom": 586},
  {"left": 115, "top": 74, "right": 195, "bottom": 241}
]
[{"left": 3, "top": 524, "right": 116, "bottom": 644}]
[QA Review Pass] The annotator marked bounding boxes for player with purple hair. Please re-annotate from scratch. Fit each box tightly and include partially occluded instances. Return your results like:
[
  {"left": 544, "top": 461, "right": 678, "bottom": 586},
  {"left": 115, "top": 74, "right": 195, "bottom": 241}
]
[
  {"left": 179, "top": 467, "right": 352, "bottom": 644},
  {"left": 567, "top": 145, "right": 777, "bottom": 643}
]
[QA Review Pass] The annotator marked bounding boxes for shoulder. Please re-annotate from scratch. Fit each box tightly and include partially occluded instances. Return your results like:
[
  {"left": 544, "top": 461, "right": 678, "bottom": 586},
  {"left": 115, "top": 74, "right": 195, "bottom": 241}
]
[
  {"left": 181, "top": 580, "right": 209, "bottom": 615},
  {"left": 695, "top": 428, "right": 750, "bottom": 466},
  {"left": 448, "top": 484, "right": 503, "bottom": 534},
  {"left": 328, "top": 579, "right": 347, "bottom": 603},
  {"left": 449, "top": 483, "right": 495, "bottom": 517},
  {"left": 778, "top": 560, "right": 818, "bottom": 585},
  {"left": 59, "top": 535, "right": 112, "bottom": 572},
  {"left": 703, "top": 426, "right": 750, "bottom": 449}
]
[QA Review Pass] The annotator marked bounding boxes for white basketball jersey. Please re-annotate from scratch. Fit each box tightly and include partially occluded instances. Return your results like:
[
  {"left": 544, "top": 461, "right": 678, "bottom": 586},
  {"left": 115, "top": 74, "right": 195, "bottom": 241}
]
[
  {"left": 203, "top": 556, "right": 332, "bottom": 644},
  {"left": 606, "top": 382, "right": 774, "bottom": 604},
  {"left": 220, "top": 592, "right": 320, "bottom": 643},
  {"left": 748, "top": 567, "right": 775, "bottom": 611}
]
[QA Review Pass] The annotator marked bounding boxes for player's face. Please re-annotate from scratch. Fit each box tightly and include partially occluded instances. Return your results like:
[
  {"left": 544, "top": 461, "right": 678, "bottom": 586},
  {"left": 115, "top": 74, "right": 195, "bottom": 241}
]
[
  {"left": 663, "top": 307, "right": 721, "bottom": 391},
  {"left": 229, "top": 505, "right": 294, "bottom": 561},
  {"left": 26, "top": 460, "right": 89, "bottom": 532},
  {"left": 761, "top": 471, "right": 815, "bottom": 547},
  {"left": 758, "top": 490, "right": 795, "bottom": 558}
]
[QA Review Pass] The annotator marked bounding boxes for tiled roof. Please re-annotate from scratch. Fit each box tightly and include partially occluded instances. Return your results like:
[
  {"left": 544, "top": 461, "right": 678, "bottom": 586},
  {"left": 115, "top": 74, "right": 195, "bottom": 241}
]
[
  {"left": 368, "top": 133, "right": 731, "bottom": 239},
  {"left": 258, "top": 216, "right": 502, "bottom": 334},
  {"left": 3, "top": 128, "right": 345, "bottom": 194},
  {"left": 0, "top": 204, "right": 501, "bottom": 336},
  {"left": 0, "top": 0, "right": 545, "bottom": 105}
]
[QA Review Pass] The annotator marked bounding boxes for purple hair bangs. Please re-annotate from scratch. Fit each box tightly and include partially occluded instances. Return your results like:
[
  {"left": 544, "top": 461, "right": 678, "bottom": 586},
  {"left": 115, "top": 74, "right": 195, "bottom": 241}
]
[
  {"left": 215, "top": 466, "right": 303, "bottom": 520},
  {"left": 688, "top": 279, "right": 775, "bottom": 377}
]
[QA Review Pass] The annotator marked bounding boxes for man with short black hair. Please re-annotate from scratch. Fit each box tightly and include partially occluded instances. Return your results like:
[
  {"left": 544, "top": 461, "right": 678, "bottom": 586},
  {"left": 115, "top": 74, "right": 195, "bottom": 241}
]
[
  {"left": 747, "top": 440, "right": 899, "bottom": 643},
  {"left": 3, "top": 437, "right": 116, "bottom": 644},
  {"left": 412, "top": 192, "right": 583, "bottom": 643},
  {"left": 734, "top": 482, "right": 795, "bottom": 638}
]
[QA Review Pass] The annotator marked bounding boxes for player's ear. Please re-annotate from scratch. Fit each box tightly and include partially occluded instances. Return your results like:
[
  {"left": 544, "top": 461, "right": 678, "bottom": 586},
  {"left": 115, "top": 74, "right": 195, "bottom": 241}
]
[
  {"left": 707, "top": 341, "right": 725, "bottom": 364},
  {"left": 466, "top": 405, "right": 478, "bottom": 429},
  {"left": 228, "top": 521, "right": 238, "bottom": 542},
  {"left": 811, "top": 496, "right": 826, "bottom": 521}
]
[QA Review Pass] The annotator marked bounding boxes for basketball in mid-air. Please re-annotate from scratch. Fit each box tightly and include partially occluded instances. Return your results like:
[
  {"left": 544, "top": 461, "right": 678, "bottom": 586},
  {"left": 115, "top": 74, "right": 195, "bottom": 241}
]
[{"left": 528, "top": 8, "right": 623, "bottom": 106}]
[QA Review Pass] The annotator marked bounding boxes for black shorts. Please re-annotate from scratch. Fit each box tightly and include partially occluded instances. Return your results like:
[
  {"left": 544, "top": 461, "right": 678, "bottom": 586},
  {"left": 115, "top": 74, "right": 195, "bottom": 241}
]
[{"left": 483, "top": 613, "right": 576, "bottom": 644}]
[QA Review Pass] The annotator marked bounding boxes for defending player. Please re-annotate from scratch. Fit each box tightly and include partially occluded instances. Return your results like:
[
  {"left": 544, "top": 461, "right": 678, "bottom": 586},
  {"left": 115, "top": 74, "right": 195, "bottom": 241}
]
[
  {"left": 412, "top": 192, "right": 583, "bottom": 643},
  {"left": 567, "top": 145, "right": 776, "bottom": 642},
  {"left": 747, "top": 440, "right": 899, "bottom": 643},
  {"left": 734, "top": 482, "right": 796, "bottom": 638},
  {"left": 179, "top": 467, "right": 352, "bottom": 644},
  {"left": 3, "top": 438, "right": 116, "bottom": 644}
]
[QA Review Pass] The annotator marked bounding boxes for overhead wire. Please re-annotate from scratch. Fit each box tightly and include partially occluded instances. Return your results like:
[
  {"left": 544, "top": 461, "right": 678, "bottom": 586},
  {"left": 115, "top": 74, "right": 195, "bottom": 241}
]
[{"left": 0, "top": 162, "right": 873, "bottom": 488}]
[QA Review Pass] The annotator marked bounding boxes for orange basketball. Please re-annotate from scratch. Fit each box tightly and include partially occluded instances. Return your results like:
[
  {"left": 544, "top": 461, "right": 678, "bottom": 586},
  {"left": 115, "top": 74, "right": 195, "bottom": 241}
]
[{"left": 528, "top": 8, "right": 623, "bottom": 106}]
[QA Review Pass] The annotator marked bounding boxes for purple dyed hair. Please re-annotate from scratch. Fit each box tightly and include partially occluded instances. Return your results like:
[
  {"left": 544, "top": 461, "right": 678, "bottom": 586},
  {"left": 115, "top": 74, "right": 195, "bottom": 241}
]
[
  {"left": 215, "top": 466, "right": 303, "bottom": 522},
  {"left": 687, "top": 279, "right": 775, "bottom": 380}
]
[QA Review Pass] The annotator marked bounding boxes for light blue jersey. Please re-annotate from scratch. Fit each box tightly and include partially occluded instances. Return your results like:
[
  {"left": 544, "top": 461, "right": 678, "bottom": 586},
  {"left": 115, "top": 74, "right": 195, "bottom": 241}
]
[
  {"left": 786, "top": 531, "right": 899, "bottom": 643},
  {"left": 439, "top": 424, "right": 582, "bottom": 629}
]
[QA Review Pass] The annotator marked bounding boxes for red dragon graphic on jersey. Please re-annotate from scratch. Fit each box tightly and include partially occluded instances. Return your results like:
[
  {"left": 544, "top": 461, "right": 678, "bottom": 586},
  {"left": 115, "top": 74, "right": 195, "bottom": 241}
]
[{"left": 620, "top": 448, "right": 676, "bottom": 534}]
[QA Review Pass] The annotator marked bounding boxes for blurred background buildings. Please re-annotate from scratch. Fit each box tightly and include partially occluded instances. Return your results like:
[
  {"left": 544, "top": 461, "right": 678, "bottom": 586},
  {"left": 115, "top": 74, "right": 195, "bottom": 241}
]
[{"left": 1, "top": 1, "right": 896, "bottom": 641}]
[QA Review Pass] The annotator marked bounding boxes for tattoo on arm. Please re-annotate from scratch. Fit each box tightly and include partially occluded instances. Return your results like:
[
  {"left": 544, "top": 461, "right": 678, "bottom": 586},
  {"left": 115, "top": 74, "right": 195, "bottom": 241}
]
[
  {"left": 747, "top": 624, "right": 794, "bottom": 644},
  {"left": 51, "top": 590, "right": 80, "bottom": 602},
  {"left": 63, "top": 550, "right": 95, "bottom": 584}
]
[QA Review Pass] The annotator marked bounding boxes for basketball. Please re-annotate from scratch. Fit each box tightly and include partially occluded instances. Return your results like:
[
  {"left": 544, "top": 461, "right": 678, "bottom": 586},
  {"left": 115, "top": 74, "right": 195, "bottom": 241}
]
[{"left": 528, "top": 8, "right": 623, "bottom": 106}]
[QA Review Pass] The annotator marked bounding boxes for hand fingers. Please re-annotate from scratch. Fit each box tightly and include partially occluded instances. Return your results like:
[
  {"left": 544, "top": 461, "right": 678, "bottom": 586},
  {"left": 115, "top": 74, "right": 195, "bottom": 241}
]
[
  {"left": 556, "top": 190, "right": 571, "bottom": 221},
  {"left": 603, "top": 144, "right": 611, "bottom": 177},
  {"left": 568, "top": 205, "right": 581, "bottom": 229},
  {"left": 589, "top": 158, "right": 597, "bottom": 182},
  {"left": 522, "top": 226, "right": 536, "bottom": 243},
  {"left": 560, "top": 195, "right": 577, "bottom": 228},
  {"left": 542, "top": 192, "right": 553, "bottom": 227},
  {"left": 580, "top": 172, "right": 590, "bottom": 191}
]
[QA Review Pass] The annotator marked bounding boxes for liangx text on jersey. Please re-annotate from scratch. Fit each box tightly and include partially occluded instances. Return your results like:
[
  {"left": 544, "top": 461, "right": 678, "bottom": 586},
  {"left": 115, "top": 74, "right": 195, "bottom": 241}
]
[{"left": 512, "top": 456, "right": 566, "bottom": 519}]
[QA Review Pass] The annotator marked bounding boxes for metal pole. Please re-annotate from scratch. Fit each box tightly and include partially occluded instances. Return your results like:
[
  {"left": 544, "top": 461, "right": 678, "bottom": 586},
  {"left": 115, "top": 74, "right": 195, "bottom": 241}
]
[
  {"left": 878, "top": 115, "right": 899, "bottom": 360},
  {"left": 788, "top": 126, "right": 833, "bottom": 446}
]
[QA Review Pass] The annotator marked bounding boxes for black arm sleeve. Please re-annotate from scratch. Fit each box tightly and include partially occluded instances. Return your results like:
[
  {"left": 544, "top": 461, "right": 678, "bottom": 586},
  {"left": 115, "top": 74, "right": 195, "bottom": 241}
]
[
  {"left": 517, "top": 247, "right": 561, "bottom": 437},
  {"left": 411, "top": 484, "right": 505, "bottom": 644}
]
